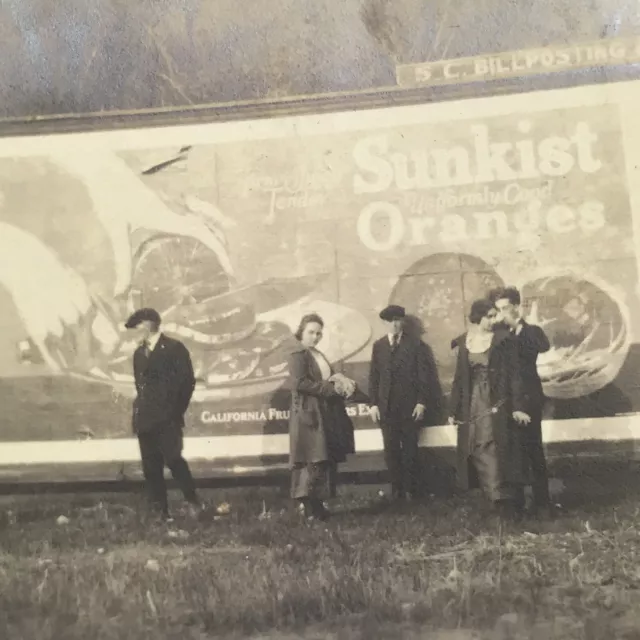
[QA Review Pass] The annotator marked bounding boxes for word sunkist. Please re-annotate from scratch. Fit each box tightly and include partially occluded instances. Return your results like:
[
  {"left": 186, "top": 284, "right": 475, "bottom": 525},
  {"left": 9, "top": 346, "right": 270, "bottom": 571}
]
[
  {"left": 351, "top": 120, "right": 601, "bottom": 192},
  {"left": 351, "top": 117, "right": 616, "bottom": 250}
]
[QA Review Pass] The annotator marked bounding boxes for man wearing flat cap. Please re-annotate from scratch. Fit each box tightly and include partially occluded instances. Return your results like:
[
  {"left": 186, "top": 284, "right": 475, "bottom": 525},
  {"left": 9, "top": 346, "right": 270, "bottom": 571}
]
[
  {"left": 368, "top": 305, "right": 431, "bottom": 501},
  {"left": 125, "top": 307, "right": 201, "bottom": 520}
]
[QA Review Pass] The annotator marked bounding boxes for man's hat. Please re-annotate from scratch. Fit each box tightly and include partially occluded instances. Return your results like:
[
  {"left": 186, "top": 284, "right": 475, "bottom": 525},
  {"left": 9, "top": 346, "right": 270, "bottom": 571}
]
[
  {"left": 379, "top": 305, "right": 406, "bottom": 321},
  {"left": 124, "top": 308, "right": 162, "bottom": 329}
]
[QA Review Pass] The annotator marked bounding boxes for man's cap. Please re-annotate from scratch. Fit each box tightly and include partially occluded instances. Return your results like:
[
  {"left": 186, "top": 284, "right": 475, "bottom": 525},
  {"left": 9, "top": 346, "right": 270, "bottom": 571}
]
[
  {"left": 379, "top": 305, "right": 406, "bottom": 321},
  {"left": 124, "top": 308, "right": 162, "bottom": 329}
]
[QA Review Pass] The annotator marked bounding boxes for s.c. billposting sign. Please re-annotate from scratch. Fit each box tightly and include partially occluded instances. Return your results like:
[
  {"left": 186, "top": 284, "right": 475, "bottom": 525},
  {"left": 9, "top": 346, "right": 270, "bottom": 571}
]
[
  {"left": 396, "top": 36, "right": 640, "bottom": 88},
  {"left": 2, "top": 79, "right": 640, "bottom": 472}
]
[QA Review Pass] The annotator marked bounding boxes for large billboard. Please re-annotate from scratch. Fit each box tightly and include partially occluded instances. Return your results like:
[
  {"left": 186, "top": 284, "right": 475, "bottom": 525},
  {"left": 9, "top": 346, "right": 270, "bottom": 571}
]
[{"left": 2, "top": 79, "right": 640, "bottom": 470}]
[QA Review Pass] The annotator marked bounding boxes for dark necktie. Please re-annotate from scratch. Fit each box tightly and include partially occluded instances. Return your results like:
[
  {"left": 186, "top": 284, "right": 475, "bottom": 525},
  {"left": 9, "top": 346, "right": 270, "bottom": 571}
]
[
  {"left": 391, "top": 334, "right": 399, "bottom": 351},
  {"left": 143, "top": 340, "right": 151, "bottom": 358}
]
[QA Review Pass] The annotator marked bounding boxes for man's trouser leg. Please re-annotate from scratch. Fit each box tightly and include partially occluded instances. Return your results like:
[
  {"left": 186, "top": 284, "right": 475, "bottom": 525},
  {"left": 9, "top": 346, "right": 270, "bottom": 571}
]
[
  {"left": 400, "top": 421, "right": 420, "bottom": 498},
  {"left": 381, "top": 424, "right": 403, "bottom": 498},
  {"left": 138, "top": 432, "right": 169, "bottom": 516},
  {"left": 524, "top": 411, "right": 550, "bottom": 508},
  {"left": 160, "top": 427, "right": 199, "bottom": 505}
]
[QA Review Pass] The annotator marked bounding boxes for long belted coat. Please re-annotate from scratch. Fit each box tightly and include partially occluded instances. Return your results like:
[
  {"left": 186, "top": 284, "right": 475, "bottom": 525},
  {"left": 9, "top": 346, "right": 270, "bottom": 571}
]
[
  {"left": 449, "top": 328, "right": 528, "bottom": 491},
  {"left": 287, "top": 346, "right": 355, "bottom": 466}
]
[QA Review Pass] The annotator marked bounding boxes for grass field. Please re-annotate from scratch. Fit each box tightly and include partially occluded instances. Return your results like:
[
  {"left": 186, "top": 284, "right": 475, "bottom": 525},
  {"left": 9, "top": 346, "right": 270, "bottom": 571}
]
[{"left": 2, "top": 460, "right": 640, "bottom": 639}]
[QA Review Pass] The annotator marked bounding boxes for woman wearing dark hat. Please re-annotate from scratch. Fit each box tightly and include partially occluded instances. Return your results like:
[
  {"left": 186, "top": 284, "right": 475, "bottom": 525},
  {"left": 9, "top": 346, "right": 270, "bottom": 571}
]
[
  {"left": 287, "top": 313, "right": 356, "bottom": 520},
  {"left": 449, "top": 298, "right": 531, "bottom": 519}
]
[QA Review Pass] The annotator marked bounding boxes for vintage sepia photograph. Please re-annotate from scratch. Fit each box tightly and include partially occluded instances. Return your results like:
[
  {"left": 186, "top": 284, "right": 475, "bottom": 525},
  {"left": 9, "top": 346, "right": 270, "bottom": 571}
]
[{"left": 3, "top": 2, "right": 640, "bottom": 639}]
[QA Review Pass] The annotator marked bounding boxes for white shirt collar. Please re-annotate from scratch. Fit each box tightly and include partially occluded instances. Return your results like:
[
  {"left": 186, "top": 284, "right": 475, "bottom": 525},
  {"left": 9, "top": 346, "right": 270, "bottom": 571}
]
[
  {"left": 388, "top": 332, "right": 402, "bottom": 344},
  {"left": 310, "top": 348, "right": 332, "bottom": 380},
  {"left": 145, "top": 332, "right": 162, "bottom": 351}
]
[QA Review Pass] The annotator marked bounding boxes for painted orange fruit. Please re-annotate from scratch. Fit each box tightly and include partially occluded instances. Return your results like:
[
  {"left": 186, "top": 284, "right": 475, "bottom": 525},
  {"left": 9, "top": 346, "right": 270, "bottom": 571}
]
[
  {"left": 389, "top": 252, "right": 504, "bottom": 390},
  {"left": 521, "top": 273, "right": 631, "bottom": 399}
]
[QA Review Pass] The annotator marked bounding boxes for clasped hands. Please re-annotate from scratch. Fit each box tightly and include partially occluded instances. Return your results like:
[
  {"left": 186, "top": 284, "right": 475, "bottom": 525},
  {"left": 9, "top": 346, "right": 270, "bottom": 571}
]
[{"left": 329, "top": 373, "right": 357, "bottom": 399}]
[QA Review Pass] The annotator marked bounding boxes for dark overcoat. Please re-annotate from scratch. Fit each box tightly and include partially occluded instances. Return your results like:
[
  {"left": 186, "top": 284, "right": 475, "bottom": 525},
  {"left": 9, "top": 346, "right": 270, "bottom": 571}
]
[
  {"left": 514, "top": 321, "right": 550, "bottom": 418},
  {"left": 132, "top": 334, "right": 195, "bottom": 435},
  {"left": 287, "top": 346, "right": 355, "bottom": 466},
  {"left": 449, "top": 328, "right": 528, "bottom": 490},
  {"left": 368, "top": 334, "right": 432, "bottom": 424}
]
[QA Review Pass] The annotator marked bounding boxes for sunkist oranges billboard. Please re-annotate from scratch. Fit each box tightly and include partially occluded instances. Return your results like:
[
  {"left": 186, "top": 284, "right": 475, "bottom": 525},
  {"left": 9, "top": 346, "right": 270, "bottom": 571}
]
[{"left": 1, "top": 78, "right": 640, "bottom": 471}]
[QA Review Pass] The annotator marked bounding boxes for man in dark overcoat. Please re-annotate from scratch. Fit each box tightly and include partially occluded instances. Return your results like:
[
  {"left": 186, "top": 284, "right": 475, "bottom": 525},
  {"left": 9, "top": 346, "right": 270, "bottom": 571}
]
[
  {"left": 368, "top": 305, "right": 432, "bottom": 501},
  {"left": 125, "top": 308, "right": 200, "bottom": 520},
  {"left": 490, "top": 286, "right": 553, "bottom": 516}
]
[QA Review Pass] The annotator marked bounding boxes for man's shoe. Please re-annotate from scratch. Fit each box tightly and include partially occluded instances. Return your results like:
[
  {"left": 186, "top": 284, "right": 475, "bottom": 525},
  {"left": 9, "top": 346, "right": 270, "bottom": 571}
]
[
  {"left": 531, "top": 503, "right": 558, "bottom": 520},
  {"left": 144, "top": 504, "right": 173, "bottom": 524},
  {"left": 310, "top": 498, "right": 330, "bottom": 521},
  {"left": 495, "top": 500, "right": 523, "bottom": 523},
  {"left": 155, "top": 512, "right": 174, "bottom": 525}
]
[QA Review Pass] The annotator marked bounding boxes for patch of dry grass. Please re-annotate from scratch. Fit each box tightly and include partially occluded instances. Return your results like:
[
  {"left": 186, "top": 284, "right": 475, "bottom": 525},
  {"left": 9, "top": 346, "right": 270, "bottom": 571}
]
[{"left": 1, "top": 462, "right": 640, "bottom": 639}]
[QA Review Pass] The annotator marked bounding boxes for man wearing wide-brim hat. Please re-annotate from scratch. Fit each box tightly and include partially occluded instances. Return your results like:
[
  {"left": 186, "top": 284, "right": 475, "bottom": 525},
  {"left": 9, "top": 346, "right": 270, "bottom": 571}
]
[
  {"left": 368, "top": 305, "right": 432, "bottom": 501},
  {"left": 125, "top": 307, "right": 201, "bottom": 520}
]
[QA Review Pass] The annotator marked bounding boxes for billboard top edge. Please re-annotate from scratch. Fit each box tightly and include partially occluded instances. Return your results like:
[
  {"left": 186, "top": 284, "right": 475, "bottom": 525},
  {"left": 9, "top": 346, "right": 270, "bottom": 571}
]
[{"left": 1, "top": 65, "right": 639, "bottom": 139}]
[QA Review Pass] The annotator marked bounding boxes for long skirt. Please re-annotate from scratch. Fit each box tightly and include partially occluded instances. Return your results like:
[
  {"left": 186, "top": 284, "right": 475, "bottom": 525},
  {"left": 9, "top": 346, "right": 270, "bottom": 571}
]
[
  {"left": 468, "top": 371, "right": 511, "bottom": 503},
  {"left": 290, "top": 461, "right": 338, "bottom": 500}
]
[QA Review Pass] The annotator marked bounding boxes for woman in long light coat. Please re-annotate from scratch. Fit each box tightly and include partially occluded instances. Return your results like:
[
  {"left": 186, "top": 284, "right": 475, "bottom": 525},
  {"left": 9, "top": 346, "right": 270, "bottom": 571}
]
[{"left": 287, "top": 313, "right": 355, "bottom": 520}]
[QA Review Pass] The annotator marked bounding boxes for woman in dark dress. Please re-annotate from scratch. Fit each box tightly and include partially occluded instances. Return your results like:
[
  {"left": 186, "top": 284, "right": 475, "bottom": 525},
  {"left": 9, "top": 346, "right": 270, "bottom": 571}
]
[
  {"left": 449, "top": 299, "right": 531, "bottom": 518},
  {"left": 287, "top": 313, "right": 356, "bottom": 520}
]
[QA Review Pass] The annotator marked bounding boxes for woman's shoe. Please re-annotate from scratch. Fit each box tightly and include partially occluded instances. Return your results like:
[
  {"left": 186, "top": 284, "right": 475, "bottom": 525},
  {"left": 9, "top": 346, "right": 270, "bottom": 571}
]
[
  {"left": 310, "top": 498, "right": 330, "bottom": 521},
  {"left": 297, "top": 499, "right": 309, "bottom": 517}
]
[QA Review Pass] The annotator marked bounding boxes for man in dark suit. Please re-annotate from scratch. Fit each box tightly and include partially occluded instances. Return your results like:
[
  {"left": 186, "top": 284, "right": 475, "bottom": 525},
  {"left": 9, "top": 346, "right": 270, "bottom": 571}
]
[
  {"left": 368, "top": 305, "right": 431, "bottom": 501},
  {"left": 490, "top": 287, "right": 553, "bottom": 517},
  {"left": 125, "top": 308, "right": 200, "bottom": 520}
]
